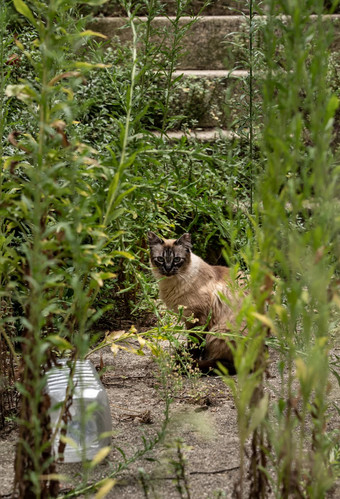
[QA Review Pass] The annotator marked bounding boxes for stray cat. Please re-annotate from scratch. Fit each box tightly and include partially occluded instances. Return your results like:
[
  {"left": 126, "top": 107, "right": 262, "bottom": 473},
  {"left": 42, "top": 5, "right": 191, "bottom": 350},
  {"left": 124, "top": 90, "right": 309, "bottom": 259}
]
[{"left": 148, "top": 231, "right": 245, "bottom": 373}]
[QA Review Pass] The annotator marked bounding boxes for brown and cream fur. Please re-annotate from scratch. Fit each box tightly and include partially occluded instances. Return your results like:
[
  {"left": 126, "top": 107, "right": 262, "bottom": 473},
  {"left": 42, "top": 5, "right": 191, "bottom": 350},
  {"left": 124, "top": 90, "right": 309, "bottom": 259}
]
[{"left": 148, "top": 231, "right": 246, "bottom": 373}]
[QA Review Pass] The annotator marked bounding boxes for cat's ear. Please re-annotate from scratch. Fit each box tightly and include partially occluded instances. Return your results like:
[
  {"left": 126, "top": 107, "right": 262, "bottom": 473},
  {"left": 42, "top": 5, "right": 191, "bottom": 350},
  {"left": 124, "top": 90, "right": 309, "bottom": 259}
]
[
  {"left": 175, "top": 233, "right": 192, "bottom": 250},
  {"left": 147, "top": 231, "right": 164, "bottom": 246}
]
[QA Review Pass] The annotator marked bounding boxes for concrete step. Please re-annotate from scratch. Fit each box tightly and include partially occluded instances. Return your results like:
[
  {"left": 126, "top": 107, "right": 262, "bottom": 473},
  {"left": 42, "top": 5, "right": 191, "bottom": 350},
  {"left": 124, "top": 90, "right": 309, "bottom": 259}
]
[
  {"left": 153, "top": 128, "right": 239, "bottom": 141},
  {"left": 86, "top": 0, "right": 340, "bottom": 18},
  {"left": 90, "top": 15, "right": 340, "bottom": 71},
  {"left": 91, "top": 16, "right": 248, "bottom": 70},
  {"left": 86, "top": 0, "right": 249, "bottom": 18},
  {"left": 173, "top": 69, "right": 248, "bottom": 77},
  {"left": 89, "top": 13, "right": 340, "bottom": 137}
]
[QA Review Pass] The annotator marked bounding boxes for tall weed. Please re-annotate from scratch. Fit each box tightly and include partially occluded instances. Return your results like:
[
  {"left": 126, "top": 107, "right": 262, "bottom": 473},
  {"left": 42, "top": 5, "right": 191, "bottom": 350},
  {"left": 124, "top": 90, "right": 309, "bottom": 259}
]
[
  {"left": 1, "top": 0, "right": 139, "bottom": 495},
  {"left": 224, "top": 0, "right": 340, "bottom": 497}
]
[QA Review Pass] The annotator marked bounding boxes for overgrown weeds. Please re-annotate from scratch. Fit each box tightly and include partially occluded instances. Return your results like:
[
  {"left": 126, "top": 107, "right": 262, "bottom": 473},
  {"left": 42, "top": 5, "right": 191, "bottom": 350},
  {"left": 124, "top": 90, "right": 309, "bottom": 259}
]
[
  {"left": 0, "top": 0, "right": 339, "bottom": 497},
  {"left": 223, "top": 1, "right": 340, "bottom": 497}
]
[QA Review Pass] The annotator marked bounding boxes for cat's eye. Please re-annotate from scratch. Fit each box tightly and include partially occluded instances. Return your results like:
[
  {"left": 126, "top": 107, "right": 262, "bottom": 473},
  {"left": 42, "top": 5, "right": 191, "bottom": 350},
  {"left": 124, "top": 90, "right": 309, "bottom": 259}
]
[
  {"left": 156, "top": 257, "right": 164, "bottom": 263},
  {"left": 173, "top": 257, "right": 181, "bottom": 263}
]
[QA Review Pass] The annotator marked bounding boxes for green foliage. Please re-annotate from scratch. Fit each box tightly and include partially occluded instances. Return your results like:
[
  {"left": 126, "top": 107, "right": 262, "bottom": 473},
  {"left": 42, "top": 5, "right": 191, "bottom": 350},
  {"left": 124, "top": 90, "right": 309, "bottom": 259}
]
[
  {"left": 1, "top": 0, "right": 339, "bottom": 497},
  {"left": 0, "top": 0, "right": 145, "bottom": 495},
  {"left": 2, "top": 0, "right": 255, "bottom": 326},
  {"left": 222, "top": 1, "right": 340, "bottom": 497},
  {"left": 2, "top": 0, "right": 246, "bottom": 495}
]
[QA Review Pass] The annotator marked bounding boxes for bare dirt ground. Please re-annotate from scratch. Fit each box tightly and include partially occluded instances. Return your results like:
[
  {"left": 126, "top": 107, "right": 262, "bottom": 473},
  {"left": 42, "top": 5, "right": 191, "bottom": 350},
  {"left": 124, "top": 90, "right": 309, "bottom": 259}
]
[{"left": 1, "top": 337, "right": 340, "bottom": 499}]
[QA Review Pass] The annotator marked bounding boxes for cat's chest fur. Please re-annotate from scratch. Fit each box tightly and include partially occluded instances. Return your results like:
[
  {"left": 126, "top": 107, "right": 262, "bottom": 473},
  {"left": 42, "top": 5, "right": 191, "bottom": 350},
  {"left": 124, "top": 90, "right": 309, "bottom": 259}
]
[{"left": 152, "top": 253, "right": 233, "bottom": 328}]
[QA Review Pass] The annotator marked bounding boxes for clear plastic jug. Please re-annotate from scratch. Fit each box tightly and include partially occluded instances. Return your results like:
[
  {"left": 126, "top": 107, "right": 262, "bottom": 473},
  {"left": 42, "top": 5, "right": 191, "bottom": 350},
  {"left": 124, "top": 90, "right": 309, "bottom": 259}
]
[{"left": 46, "top": 358, "right": 112, "bottom": 463}]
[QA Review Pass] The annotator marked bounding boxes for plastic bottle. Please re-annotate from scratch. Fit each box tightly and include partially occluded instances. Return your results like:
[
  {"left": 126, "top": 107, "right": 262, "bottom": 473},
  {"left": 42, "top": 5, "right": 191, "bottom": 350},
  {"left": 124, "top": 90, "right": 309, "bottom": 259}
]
[{"left": 46, "top": 358, "right": 112, "bottom": 463}]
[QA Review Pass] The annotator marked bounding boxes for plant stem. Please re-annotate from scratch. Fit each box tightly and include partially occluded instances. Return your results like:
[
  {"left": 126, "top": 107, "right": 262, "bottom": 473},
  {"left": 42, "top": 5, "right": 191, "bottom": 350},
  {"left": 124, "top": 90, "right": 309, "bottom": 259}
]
[
  {"left": 103, "top": 4, "right": 138, "bottom": 226},
  {"left": 249, "top": 0, "right": 254, "bottom": 215},
  {"left": 0, "top": 1, "right": 7, "bottom": 195}
]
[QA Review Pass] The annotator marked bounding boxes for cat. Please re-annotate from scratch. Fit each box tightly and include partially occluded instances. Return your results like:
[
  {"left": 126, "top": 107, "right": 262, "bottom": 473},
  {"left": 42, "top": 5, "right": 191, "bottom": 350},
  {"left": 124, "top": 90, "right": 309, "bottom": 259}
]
[{"left": 147, "top": 231, "right": 246, "bottom": 373}]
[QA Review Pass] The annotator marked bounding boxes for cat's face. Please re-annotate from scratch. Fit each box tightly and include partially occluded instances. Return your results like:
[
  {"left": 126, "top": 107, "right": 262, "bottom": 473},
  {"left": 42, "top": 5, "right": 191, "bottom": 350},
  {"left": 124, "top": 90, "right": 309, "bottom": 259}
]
[{"left": 148, "top": 232, "right": 192, "bottom": 277}]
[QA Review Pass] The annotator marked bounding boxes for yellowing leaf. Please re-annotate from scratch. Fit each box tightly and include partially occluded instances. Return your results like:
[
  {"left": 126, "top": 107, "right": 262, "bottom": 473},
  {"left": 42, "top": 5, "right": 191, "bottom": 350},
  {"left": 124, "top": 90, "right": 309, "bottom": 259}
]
[
  {"left": 112, "top": 250, "right": 135, "bottom": 260},
  {"left": 295, "top": 357, "right": 307, "bottom": 382},
  {"left": 106, "top": 330, "right": 127, "bottom": 341},
  {"left": 60, "top": 435, "right": 78, "bottom": 449},
  {"left": 95, "top": 479, "right": 116, "bottom": 499},
  {"left": 61, "top": 87, "right": 74, "bottom": 100},
  {"left": 86, "top": 0, "right": 110, "bottom": 6},
  {"left": 252, "top": 312, "right": 276, "bottom": 333},
  {"left": 332, "top": 293, "right": 340, "bottom": 307},
  {"left": 99, "top": 272, "right": 117, "bottom": 280},
  {"left": 80, "top": 30, "right": 108, "bottom": 39},
  {"left": 90, "top": 446, "right": 111, "bottom": 468},
  {"left": 14, "top": 38, "right": 25, "bottom": 51},
  {"left": 273, "top": 304, "right": 286, "bottom": 320},
  {"left": 111, "top": 343, "right": 119, "bottom": 356},
  {"left": 76, "top": 188, "right": 90, "bottom": 198},
  {"left": 137, "top": 336, "right": 146, "bottom": 348},
  {"left": 48, "top": 71, "right": 82, "bottom": 87},
  {"left": 40, "top": 474, "right": 68, "bottom": 482},
  {"left": 75, "top": 62, "right": 111, "bottom": 69},
  {"left": 83, "top": 157, "right": 100, "bottom": 166},
  {"left": 5, "top": 84, "right": 33, "bottom": 103},
  {"left": 301, "top": 289, "right": 309, "bottom": 304}
]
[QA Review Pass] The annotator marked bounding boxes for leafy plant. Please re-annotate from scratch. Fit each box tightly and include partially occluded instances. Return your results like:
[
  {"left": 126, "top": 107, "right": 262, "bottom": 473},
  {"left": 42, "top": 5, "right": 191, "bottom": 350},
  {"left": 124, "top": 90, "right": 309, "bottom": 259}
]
[
  {"left": 222, "top": 0, "right": 340, "bottom": 497},
  {"left": 0, "top": 0, "right": 143, "bottom": 495}
]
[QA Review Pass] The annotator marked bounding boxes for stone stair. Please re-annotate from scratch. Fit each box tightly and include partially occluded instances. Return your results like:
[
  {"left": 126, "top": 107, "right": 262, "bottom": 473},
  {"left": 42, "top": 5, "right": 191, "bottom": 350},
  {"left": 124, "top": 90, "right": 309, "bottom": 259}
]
[{"left": 89, "top": 1, "right": 340, "bottom": 141}]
